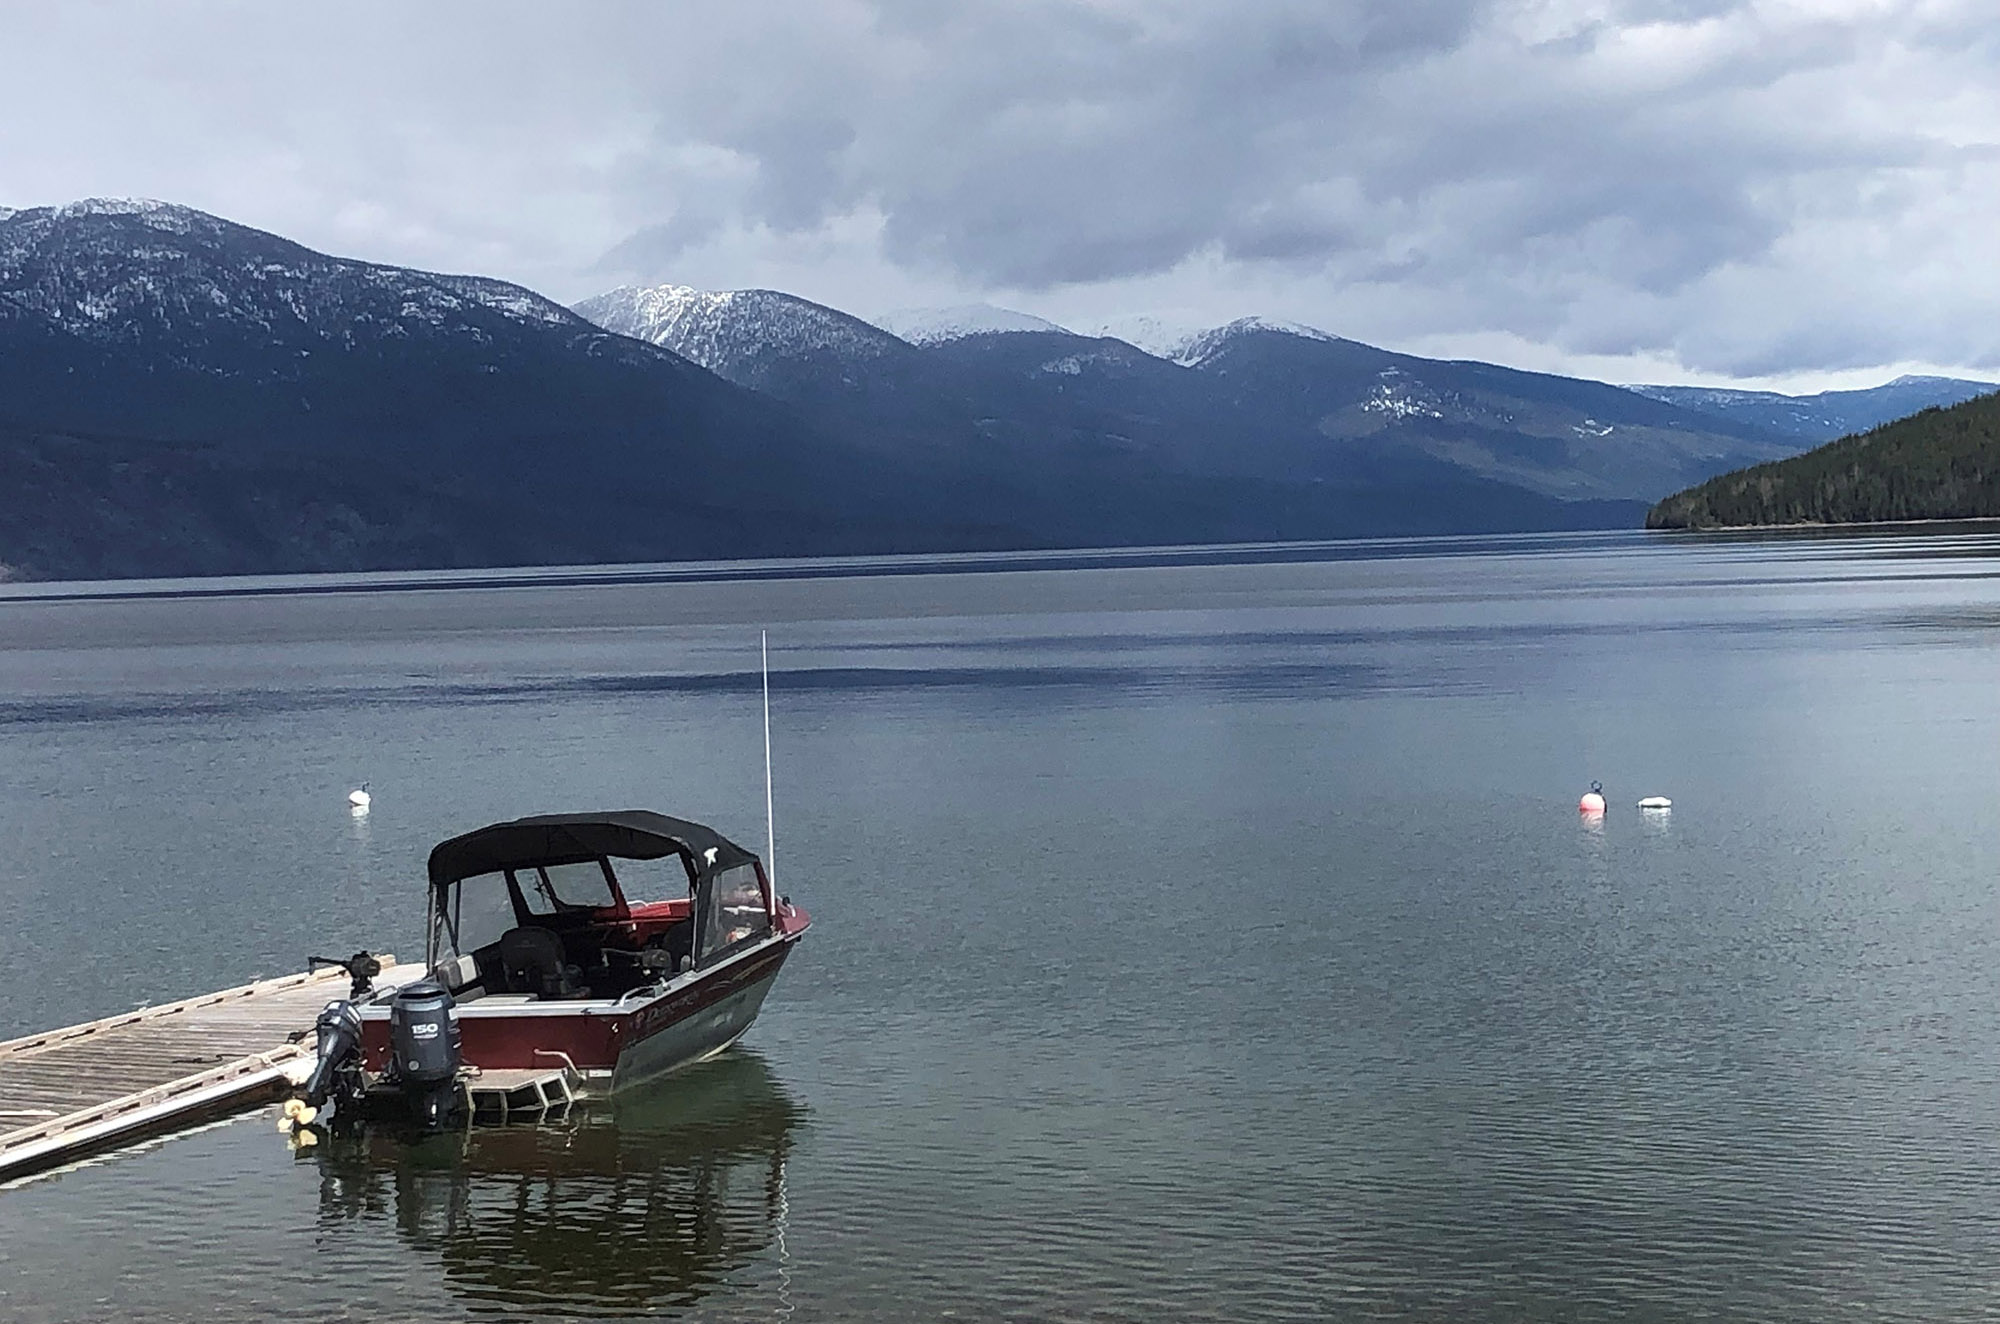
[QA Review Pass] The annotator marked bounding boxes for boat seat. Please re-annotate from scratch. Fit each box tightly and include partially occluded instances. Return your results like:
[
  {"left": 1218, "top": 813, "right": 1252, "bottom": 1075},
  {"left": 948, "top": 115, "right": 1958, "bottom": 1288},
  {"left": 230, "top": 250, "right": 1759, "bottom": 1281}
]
[
  {"left": 432, "top": 953, "right": 481, "bottom": 1000},
  {"left": 495, "top": 926, "right": 581, "bottom": 999}
]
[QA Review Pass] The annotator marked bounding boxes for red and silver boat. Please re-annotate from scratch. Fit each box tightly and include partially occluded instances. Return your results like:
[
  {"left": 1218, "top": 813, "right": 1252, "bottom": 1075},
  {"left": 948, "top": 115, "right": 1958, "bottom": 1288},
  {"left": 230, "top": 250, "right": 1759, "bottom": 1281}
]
[{"left": 299, "top": 810, "right": 808, "bottom": 1127}]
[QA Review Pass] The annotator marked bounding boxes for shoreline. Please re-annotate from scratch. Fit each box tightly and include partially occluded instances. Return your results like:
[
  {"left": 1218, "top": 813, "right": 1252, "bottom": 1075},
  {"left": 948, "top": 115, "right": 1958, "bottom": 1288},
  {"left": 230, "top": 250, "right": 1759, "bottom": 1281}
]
[{"left": 1650, "top": 515, "right": 2000, "bottom": 534}]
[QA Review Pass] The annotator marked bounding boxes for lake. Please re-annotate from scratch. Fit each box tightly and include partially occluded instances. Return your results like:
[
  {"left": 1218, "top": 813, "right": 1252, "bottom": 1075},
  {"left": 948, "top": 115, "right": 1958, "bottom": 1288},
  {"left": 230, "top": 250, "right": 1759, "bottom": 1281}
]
[{"left": 2, "top": 529, "right": 1998, "bottom": 1321}]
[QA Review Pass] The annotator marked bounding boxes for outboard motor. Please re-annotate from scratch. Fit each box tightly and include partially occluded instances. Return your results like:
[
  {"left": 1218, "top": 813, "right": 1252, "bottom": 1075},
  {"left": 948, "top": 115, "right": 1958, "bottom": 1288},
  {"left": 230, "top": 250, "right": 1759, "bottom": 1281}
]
[
  {"left": 388, "top": 979, "right": 463, "bottom": 1130},
  {"left": 301, "top": 999, "right": 363, "bottom": 1111}
]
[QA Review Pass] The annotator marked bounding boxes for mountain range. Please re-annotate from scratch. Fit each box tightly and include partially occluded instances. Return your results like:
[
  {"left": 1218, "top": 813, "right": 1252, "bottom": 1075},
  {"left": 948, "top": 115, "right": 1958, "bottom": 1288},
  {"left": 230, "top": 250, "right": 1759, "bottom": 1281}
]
[
  {"left": 1629, "top": 377, "right": 1996, "bottom": 443},
  {"left": 0, "top": 201, "right": 993, "bottom": 580},
  {"left": 578, "top": 289, "right": 1779, "bottom": 507},
  {"left": 579, "top": 285, "right": 1961, "bottom": 513},
  {"left": 2, "top": 199, "right": 1990, "bottom": 581}
]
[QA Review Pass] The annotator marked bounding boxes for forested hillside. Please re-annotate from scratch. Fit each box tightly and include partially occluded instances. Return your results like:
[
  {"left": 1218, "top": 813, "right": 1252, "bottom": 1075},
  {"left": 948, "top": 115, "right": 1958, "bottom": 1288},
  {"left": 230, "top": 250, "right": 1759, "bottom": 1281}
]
[{"left": 1647, "top": 391, "right": 2000, "bottom": 529}]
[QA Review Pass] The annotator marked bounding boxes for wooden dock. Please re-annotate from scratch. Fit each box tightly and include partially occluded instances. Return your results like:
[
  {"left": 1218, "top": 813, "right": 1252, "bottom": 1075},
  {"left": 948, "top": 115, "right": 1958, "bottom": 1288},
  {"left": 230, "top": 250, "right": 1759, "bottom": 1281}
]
[{"left": 0, "top": 958, "right": 423, "bottom": 1184}]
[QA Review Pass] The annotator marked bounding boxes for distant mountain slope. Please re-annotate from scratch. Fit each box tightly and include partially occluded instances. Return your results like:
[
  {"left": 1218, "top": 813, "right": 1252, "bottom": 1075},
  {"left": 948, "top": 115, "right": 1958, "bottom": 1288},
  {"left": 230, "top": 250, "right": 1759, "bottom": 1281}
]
[
  {"left": 574, "top": 284, "right": 907, "bottom": 392},
  {"left": 580, "top": 296, "right": 1649, "bottom": 539},
  {"left": 1174, "top": 316, "right": 1341, "bottom": 366},
  {"left": 0, "top": 200, "right": 1649, "bottom": 580},
  {"left": 586, "top": 287, "right": 1797, "bottom": 507},
  {"left": 869, "top": 303, "right": 1067, "bottom": 343},
  {"left": 0, "top": 200, "right": 1005, "bottom": 578},
  {"left": 1162, "top": 320, "right": 1798, "bottom": 503},
  {"left": 1647, "top": 391, "right": 2000, "bottom": 529},
  {"left": 1629, "top": 375, "right": 1996, "bottom": 442},
  {"left": 0, "top": 422, "right": 479, "bottom": 581},
  {"left": 0, "top": 197, "right": 718, "bottom": 446},
  {"left": 1077, "top": 314, "right": 1205, "bottom": 360},
  {"left": 9, "top": 198, "right": 1965, "bottom": 582}
]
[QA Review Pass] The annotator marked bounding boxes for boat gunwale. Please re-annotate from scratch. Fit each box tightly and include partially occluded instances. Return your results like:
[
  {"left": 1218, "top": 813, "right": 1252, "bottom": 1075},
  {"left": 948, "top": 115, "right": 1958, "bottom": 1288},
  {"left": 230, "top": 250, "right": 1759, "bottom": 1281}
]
[{"left": 354, "top": 924, "right": 806, "bottom": 1023}]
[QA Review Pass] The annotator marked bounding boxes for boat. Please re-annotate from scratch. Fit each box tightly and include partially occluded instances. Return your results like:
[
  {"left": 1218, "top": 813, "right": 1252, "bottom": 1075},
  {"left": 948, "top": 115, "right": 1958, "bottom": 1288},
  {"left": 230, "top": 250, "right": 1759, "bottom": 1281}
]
[{"left": 297, "top": 810, "right": 809, "bottom": 1129}]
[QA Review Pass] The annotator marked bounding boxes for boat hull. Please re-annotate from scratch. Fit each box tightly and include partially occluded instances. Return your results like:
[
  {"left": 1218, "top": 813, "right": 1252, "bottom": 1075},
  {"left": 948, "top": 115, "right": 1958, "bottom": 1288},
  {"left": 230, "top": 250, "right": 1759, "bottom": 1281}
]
[
  {"left": 360, "top": 933, "right": 800, "bottom": 1093},
  {"left": 612, "top": 952, "right": 783, "bottom": 1091}
]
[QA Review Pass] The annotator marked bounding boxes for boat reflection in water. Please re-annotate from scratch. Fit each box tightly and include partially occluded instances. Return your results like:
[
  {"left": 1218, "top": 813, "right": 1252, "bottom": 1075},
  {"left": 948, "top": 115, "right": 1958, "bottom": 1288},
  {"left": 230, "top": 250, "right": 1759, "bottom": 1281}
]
[{"left": 307, "top": 1052, "right": 804, "bottom": 1317}]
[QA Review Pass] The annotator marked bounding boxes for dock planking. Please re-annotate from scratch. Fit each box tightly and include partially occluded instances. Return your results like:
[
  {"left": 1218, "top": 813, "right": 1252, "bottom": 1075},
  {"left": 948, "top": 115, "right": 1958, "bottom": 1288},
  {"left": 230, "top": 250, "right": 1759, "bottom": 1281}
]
[{"left": 0, "top": 958, "right": 423, "bottom": 1184}]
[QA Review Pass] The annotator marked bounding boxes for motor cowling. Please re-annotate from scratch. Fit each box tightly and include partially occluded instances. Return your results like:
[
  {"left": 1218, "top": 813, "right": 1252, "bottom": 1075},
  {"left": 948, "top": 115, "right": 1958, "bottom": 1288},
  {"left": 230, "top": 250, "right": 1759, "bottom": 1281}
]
[
  {"left": 388, "top": 979, "right": 463, "bottom": 1131},
  {"left": 388, "top": 979, "right": 462, "bottom": 1087}
]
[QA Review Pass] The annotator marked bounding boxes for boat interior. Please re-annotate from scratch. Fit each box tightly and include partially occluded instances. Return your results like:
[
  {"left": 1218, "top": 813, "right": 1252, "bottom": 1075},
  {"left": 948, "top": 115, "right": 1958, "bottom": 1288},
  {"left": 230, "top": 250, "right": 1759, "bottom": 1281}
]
[
  {"left": 430, "top": 854, "right": 768, "bottom": 1004},
  {"left": 434, "top": 916, "right": 687, "bottom": 1004}
]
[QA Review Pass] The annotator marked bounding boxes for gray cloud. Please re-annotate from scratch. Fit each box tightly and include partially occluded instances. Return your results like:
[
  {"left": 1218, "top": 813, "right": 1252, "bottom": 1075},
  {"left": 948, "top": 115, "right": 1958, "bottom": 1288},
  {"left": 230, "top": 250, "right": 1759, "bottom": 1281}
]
[{"left": 0, "top": 0, "right": 1995, "bottom": 383}]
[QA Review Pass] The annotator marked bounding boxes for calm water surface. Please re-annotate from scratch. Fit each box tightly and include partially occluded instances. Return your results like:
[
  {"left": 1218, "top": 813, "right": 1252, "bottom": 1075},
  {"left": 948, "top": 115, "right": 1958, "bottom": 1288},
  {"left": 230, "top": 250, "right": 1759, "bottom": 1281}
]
[{"left": 1, "top": 530, "right": 1998, "bottom": 1321}]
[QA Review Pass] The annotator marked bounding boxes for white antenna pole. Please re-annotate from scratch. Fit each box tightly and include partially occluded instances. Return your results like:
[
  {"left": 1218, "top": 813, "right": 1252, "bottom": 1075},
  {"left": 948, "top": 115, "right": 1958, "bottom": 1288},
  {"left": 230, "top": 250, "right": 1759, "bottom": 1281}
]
[{"left": 762, "top": 630, "right": 776, "bottom": 891}]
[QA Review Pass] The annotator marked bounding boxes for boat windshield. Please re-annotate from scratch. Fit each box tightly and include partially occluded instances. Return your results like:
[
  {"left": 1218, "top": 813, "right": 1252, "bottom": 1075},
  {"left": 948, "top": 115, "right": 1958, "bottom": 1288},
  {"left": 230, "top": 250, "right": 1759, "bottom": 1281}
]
[
  {"left": 696, "top": 863, "right": 771, "bottom": 963},
  {"left": 611, "top": 854, "right": 695, "bottom": 906},
  {"left": 431, "top": 860, "right": 623, "bottom": 963},
  {"left": 513, "top": 861, "right": 620, "bottom": 916}
]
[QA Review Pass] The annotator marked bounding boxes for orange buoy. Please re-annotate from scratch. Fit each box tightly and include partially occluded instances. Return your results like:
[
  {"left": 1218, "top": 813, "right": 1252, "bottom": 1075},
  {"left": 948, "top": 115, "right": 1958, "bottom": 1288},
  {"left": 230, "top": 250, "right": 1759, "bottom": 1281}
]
[{"left": 1579, "top": 781, "right": 1606, "bottom": 815}]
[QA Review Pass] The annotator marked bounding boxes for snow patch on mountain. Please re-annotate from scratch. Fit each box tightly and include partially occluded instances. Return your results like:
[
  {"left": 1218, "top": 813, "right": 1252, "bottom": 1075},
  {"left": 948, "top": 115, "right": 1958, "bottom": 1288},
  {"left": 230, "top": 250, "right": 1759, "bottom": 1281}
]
[
  {"left": 870, "top": 303, "right": 1068, "bottom": 344},
  {"left": 1173, "top": 316, "right": 1342, "bottom": 367},
  {"left": 1628, "top": 384, "right": 1786, "bottom": 410},
  {"left": 1361, "top": 382, "right": 1444, "bottom": 420},
  {"left": 1081, "top": 314, "right": 1203, "bottom": 360},
  {"left": 52, "top": 197, "right": 207, "bottom": 235},
  {"left": 1034, "top": 345, "right": 1153, "bottom": 378},
  {"left": 53, "top": 197, "right": 181, "bottom": 217},
  {"left": 1885, "top": 373, "right": 1992, "bottom": 389},
  {"left": 433, "top": 273, "right": 572, "bottom": 326},
  {"left": 576, "top": 284, "right": 904, "bottom": 385}
]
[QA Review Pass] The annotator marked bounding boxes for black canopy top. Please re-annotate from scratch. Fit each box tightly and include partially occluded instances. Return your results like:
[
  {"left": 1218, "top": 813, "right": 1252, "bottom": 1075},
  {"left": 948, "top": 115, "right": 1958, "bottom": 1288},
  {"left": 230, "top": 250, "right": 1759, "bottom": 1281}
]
[{"left": 427, "top": 810, "right": 758, "bottom": 892}]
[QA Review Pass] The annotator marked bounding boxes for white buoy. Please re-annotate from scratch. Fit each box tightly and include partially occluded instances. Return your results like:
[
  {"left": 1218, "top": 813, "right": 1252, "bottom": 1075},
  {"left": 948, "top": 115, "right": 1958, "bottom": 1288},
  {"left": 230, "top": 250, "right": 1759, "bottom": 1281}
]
[
  {"left": 348, "top": 783, "right": 371, "bottom": 812},
  {"left": 1638, "top": 796, "right": 1672, "bottom": 811}
]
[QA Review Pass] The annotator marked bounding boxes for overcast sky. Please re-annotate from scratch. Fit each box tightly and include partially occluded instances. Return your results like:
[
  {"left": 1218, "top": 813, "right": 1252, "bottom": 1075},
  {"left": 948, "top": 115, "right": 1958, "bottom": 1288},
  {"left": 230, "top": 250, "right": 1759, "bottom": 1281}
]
[{"left": 2, "top": 0, "right": 1994, "bottom": 389}]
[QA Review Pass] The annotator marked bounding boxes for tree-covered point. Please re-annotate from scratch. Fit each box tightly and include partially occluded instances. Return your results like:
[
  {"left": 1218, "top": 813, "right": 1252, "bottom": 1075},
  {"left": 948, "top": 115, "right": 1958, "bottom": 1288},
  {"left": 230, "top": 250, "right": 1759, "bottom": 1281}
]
[{"left": 1647, "top": 390, "right": 2000, "bottom": 529}]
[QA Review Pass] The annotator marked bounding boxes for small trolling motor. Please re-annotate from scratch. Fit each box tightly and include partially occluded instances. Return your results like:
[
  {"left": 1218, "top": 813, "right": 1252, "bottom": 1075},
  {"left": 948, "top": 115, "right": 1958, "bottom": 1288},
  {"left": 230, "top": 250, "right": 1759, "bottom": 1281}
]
[
  {"left": 288, "top": 952, "right": 382, "bottom": 1128},
  {"left": 297, "top": 998, "right": 364, "bottom": 1118},
  {"left": 309, "top": 950, "right": 382, "bottom": 1000}
]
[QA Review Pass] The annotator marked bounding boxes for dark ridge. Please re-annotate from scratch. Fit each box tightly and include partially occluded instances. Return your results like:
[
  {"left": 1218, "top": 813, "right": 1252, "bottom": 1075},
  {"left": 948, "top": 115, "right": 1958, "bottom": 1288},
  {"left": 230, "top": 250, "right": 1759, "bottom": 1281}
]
[{"left": 1648, "top": 391, "right": 2000, "bottom": 530}]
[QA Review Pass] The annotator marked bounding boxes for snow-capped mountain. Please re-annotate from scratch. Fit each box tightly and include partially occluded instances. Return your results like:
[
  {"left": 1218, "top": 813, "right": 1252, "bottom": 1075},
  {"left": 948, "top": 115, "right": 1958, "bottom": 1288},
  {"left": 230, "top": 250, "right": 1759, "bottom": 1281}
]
[
  {"left": 869, "top": 303, "right": 1068, "bottom": 344},
  {"left": 571, "top": 276, "right": 1803, "bottom": 505},
  {"left": 1170, "top": 317, "right": 1342, "bottom": 368},
  {"left": 1630, "top": 375, "right": 1997, "bottom": 441},
  {"left": 1078, "top": 314, "right": 1206, "bottom": 361},
  {"left": 0, "top": 198, "right": 624, "bottom": 369},
  {"left": 574, "top": 283, "right": 908, "bottom": 391},
  {"left": 0, "top": 199, "right": 971, "bottom": 579}
]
